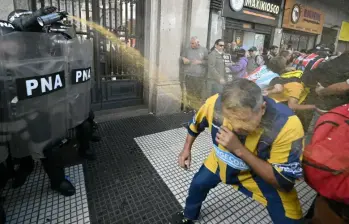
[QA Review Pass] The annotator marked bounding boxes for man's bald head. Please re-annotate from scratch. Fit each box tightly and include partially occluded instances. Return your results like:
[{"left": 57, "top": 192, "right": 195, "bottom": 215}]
[{"left": 190, "top": 36, "right": 200, "bottom": 49}]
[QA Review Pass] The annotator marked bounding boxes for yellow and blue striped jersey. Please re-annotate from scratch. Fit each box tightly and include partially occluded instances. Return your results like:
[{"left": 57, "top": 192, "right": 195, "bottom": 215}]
[{"left": 187, "top": 94, "right": 304, "bottom": 220}]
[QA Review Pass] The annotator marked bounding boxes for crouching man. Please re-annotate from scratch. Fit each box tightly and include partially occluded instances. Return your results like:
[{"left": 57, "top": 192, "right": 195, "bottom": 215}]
[{"left": 170, "top": 78, "right": 305, "bottom": 224}]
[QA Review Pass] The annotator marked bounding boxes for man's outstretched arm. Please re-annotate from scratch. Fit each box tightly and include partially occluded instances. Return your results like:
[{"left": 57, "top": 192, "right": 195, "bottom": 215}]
[
  {"left": 316, "top": 80, "right": 349, "bottom": 96},
  {"left": 179, "top": 101, "right": 210, "bottom": 169}
]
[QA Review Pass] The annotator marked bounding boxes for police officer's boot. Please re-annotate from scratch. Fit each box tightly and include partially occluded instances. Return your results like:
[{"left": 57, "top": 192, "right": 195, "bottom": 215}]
[
  {"left": 41, "top": 158, "right": 75, "bottom": 197},
  {"left": 12, "top": 156, "right": 34, "bottom": 188}
]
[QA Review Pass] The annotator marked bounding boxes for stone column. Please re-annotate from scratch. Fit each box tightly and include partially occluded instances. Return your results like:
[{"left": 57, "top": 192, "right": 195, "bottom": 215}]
[
  {"left": 144, "top": 0, "right": 186, "bottom": 115},
  {"left": 0, "top": 0, "right": 15, "bottom": 20},
  {"left": 271, "top": 28, "right": 283, "bottom": 47},
  {"left": 208, "top": 10, "right": 223, "bottom": 49},
  {"left": 271, "top": 0, "right": 285, "bottom": 48},
  {"left": 316, "top": 34, "right": 322, "bottom": 45},
  {"left": 190, "top": 0, "right": 210, "bottom": 47},
  {"left": 13, "top": 0, "right": 30, "bottom": 10}
]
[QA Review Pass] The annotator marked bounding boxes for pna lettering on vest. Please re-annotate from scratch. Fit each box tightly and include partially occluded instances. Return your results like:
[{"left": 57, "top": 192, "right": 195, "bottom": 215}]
[
  {"left": 72, "top": 67, "right": 91, "bottom": 84},
  {"left": 15, "top": 71, "right": 65, "bottom": 100},
  {"left": 0, "top": 21, "right": 14, "bottom": 29}
]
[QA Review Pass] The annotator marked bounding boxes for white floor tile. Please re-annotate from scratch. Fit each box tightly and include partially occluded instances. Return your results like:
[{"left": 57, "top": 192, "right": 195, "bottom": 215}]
[
  {"left": 1, "top": 164, "right": 90, "bottom": 224},
  {"left": 135, "top": 128, "right": 317, "bottom": 224}
]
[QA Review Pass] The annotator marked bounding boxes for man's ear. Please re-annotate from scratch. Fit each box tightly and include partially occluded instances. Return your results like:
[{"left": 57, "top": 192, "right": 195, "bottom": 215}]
[{"left": 261, "top": 101, "right": 267, "bottom": 111}]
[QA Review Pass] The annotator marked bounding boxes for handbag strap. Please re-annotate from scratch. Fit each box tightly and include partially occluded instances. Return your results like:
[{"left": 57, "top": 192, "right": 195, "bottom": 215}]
[{"left": 303, "top": 160, "right": 344, "bottom": 176}]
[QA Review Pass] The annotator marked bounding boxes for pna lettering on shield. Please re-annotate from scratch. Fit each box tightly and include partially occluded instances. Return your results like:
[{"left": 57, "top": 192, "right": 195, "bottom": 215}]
[
  {"left": 72, "top": 67, "right": 91, "bottom": 84},
  {"left": 15, "top": 71, "right": 65, "bottom": 100}
]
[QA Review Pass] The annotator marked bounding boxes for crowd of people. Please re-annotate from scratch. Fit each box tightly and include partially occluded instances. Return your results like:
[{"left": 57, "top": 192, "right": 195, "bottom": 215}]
[{"left": 176, "top": 37, "right": 349, "bottom": 224}]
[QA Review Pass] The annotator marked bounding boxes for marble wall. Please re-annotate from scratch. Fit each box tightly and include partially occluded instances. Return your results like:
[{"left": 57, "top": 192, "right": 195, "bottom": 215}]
[
  {"left": 190, "top": 0, "right": 211, "bottom": 48},
  {"left": 144, "top": 0, "right": 211, "bottom": 115},
  {"left": 0, "top": 0, "right": 15, "bottom": 21}
]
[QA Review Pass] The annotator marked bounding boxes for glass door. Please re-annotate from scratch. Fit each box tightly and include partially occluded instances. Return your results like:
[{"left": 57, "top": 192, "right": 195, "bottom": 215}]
[{"left": 254, "top": 34, "right": 265, "bottom": 53}]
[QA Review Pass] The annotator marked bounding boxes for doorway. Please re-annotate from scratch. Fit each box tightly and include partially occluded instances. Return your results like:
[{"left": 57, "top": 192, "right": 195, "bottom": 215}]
[{"left": 33, "top": 0, "right": 145, "bottom": 111}]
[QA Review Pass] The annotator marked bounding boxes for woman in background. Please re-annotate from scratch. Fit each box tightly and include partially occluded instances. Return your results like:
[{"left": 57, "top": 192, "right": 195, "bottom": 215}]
[{"left": 228, "top": 48, "right": 248, "bottom": 78}]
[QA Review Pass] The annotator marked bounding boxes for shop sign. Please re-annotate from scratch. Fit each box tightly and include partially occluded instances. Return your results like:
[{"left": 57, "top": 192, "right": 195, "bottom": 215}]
[
  {"left": 283, "top": 0, "right": 325, "bottom": 34},
  {"left": 230, "top": 0, "right": 281, "bottom": 15},
  {"left": 244, "top": 0, "right": 280, "bottom": 14},
  {"left": 339, "top": 21, "right": 349, "bottom": 42},
  {"left": 224, "top": 0, "right": 281, "bottom": 27}
]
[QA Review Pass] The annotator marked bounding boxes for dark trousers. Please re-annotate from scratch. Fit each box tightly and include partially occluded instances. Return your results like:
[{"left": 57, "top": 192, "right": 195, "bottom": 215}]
[
  {"left": 185, "top": 76, "right": 204, "bottom": 111},
  {"left": 76, "top": 110, "right": 95, "bottom": 152},
  {"left": 76, "top": 121, "right": 93, "bottom": 152},
  {"left": 310, "top": 195, "right": 349, "bottom": 223},
  {"left": 184, "top": 165, "right": 304, "bottom": 224},
  {"left": 41, "top": 157, "right": 65, "bottom": 187}
]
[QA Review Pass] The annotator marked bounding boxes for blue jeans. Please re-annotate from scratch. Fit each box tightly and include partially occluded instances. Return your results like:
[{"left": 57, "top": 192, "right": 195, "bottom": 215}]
[{"left": 184, "top": 165, "right": 304, "bottom": 224}]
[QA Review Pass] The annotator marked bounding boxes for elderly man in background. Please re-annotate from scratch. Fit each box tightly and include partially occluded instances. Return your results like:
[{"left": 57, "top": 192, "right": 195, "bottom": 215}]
[{"left": 181, "top": 37, "right": 208, "bottom": 112}]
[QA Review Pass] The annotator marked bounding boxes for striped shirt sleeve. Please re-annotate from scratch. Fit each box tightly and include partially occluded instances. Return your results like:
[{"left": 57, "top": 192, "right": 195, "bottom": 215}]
[
  {"left": 187, "top": 103, "right": 209, "bottom": 137},
  {"left": 268, "top": 116, "right": 305, "bottom": 191}
]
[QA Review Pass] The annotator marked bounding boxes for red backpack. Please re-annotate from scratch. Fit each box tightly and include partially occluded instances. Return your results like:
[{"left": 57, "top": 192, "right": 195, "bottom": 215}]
[{"left": 303, "top": 104, "right": 349, "bottom": 204}]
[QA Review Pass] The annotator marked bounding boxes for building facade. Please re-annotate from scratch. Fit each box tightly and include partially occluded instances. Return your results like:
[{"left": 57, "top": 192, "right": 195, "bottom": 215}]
[
  {"left": 220, "top": 0, "right": 283, "bottom": 51},
  {"left": 3, "top": 0, "right": 349, "bottom": 115}
]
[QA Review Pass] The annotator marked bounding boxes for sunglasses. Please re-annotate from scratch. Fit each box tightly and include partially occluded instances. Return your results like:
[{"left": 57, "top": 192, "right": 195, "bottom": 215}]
[{"left": 218, "top": 45, "right": 224, "bottom": 47}]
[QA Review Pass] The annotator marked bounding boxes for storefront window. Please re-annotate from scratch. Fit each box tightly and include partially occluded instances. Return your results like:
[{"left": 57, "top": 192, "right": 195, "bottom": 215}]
[
  {"left": 223, "top": 28, "right": 269, "bottom": 53},
  {"left": 224, "top": 29, "right": 234, "bottom": 43},
  {"left": 321, "top": 27, "right": 337, "bottom": 51},
  {"left": 307, "top": 36, "right": 316, "bottom": 50},
  {"left": 223, "top": 28, "right": 246, "bottom": 48},
  {"left": 281, "top": 33, "right": 291, "bottom": 47},
  {"left": 282, "top": 31, "right": 315, "bottom": 51},
  {"left": 254, "top": 34, "right": 265, "bottom": 52},
  {"left": 298, "top": 36, "right": 308, "bottom": 51},
  {"left": 290, "top": 35, "right": 300, "bottom": 50}
]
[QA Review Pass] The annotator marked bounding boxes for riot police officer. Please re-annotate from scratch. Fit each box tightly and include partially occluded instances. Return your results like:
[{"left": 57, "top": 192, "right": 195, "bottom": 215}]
[{"left": 3, "top": 9, "right": 76, "bottom": 196}]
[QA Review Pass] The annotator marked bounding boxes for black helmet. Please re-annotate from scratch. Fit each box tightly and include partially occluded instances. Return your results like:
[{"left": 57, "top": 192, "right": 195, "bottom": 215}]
[
  {"left": 8, "top": 9, "right": 32, "bottom": 23},
  {"left": 0, "top": 20, "right": 15, "bottom": 36}
]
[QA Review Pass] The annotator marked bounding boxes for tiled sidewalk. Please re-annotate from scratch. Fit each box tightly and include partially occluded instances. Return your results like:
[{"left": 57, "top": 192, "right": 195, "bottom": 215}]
[
  {"left": 1, "top": 164, "right": 89, "bottom": 224},
  {"left": 135, "top": 127, "right": 316, "bottom": 224}
]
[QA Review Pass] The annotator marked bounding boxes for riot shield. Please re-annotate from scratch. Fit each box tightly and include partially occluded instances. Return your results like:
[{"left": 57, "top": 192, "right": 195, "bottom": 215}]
[
  {"left": 0, "top": 66, "right": 9, "bottom": 163},
  {"left": 0, "top": 32, "right": 69, "bottom": 159},
  {"left": 65, "top": 38, "right": 93, "bottom": 129}
]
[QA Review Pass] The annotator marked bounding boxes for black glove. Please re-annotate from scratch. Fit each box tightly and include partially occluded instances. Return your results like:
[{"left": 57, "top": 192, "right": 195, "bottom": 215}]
[{"left": 12, "top": 6, "right": 57, "bottom": 32}]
